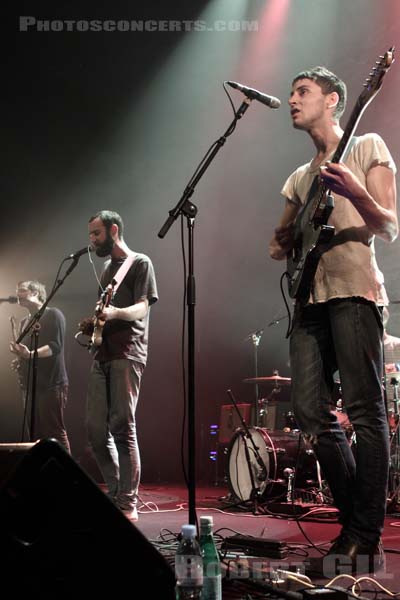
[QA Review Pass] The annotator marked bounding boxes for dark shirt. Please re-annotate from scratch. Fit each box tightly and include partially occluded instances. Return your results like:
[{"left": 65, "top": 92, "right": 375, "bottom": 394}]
[
  {"left": 94, "top": 253, "right": 158, "bottom": 365},
  {"left": 20, "top": 307, "right": 68, "bottom": 390}
]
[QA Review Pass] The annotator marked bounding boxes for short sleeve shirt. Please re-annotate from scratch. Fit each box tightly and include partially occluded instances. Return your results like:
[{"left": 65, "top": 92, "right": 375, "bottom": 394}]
[{"left": 281, "top": 133, "right": 396, "bottom": 304}]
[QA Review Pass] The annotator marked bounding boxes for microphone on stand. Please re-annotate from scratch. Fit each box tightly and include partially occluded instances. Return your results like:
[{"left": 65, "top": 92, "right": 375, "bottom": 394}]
[
  {"left": 67, "top": 246, "right": 93, "bottom": 260},
  {"left": 226, "top": 81, "right": 281, "bottom": 109},
  {"left": 0, "top": 296, "right": 18, "bottom": 303}
]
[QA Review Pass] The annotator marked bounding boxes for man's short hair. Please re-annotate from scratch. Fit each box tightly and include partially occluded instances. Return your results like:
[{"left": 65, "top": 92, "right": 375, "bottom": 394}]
[
  {"left": 89, "top": 210, "right": 124, "bottom": 239},
  {"left": 293, "top": 66, "right": 347, "bottom": 119},
  {"left": 18, "top": 280, "right": 47, "bottom": 303}
]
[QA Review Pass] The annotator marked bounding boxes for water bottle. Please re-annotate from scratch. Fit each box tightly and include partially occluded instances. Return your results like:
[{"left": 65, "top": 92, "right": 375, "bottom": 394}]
[
  {"left": 199, "top": 516, "right": 222, "bottom": 600},
  {"left": 175, "top": 524, "right": 203, "bottom": 600}
]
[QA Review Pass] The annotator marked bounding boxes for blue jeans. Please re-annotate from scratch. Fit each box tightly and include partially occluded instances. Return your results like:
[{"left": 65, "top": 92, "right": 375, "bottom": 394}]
[
  {"left": 290, "top": 298, "right": 389, "bottom": 545},
  {"left": 87, "top": 359, "right": 144, "bottom": 510}
]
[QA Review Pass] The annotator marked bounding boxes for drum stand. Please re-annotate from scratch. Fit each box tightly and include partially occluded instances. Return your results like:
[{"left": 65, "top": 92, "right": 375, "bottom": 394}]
[{"left": 226, "top": 389, "right": 268, "bottom": 514}]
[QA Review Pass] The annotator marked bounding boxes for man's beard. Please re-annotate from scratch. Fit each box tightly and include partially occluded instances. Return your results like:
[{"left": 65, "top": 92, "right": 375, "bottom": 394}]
[{"left": 95, "top": 232, "right": 115, "bottom": 257}]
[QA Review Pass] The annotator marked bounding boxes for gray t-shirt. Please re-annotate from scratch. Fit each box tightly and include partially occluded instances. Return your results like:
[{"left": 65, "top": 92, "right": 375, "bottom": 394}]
[
  {"left": 281, "top": 133, "right": 396, "bottom": 305},
  {"left": 94, "top": 252, "right": 158, "bottom": 365}
]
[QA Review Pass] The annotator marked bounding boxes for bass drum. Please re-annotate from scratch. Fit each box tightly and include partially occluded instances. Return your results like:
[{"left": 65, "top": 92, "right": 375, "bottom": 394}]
[{"left": 227, "top": 428, "right": 317, "bottom": 502}]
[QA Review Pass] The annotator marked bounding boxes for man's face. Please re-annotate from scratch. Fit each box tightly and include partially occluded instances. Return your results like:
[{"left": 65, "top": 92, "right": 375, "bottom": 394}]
[
  {"left": 288, "top": 78, "right": 328, "bottom": 130},
  {"left": 16, "top": 284, "right": 36, "bottom": 307},
  {"left": 88, "top": 217, "right": 115, "bottom": 257}
]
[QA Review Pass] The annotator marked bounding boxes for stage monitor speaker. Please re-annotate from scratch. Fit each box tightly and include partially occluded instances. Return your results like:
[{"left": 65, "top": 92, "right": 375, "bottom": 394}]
[
  {"left": 0, "top": 438, "right": 175, "bottom": 597},
  {"left": 219, "top": 403, "right": 251, "bottom": 444}
]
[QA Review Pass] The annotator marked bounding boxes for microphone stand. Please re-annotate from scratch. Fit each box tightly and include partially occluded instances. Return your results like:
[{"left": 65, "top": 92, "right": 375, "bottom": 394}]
[
  {"left": 16, "top": 257, "right": 80, "bottom": 442},
  {"left": 245, "top": 329, "right": 263, "bottom": 427},
  {"left": 158, "top": 98, "right": 253, "bottom": 525}
]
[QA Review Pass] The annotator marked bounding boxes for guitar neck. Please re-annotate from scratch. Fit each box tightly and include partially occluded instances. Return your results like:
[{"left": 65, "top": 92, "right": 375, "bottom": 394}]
[
  {"left": 310, "top": 95, "right": 374, "bottom": 219},
  {"left": 331, "top": 96, "right": 372, "bottom": 164}
]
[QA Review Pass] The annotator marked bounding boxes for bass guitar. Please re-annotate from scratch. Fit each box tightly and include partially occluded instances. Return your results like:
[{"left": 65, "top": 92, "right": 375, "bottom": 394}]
[{"left": 286, "top": 47, "right": 395, "bottom": 302}]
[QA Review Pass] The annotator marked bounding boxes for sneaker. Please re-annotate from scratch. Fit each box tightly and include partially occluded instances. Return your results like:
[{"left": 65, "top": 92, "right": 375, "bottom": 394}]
[{"left": 120, "top": 505, "right": 138, "bottom": 522}]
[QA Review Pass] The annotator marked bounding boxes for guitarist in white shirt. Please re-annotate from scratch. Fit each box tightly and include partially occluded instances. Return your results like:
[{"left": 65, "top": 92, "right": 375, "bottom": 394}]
[
  {"left": 86, "top": 210, "right": 158, "bottom": 522},
  {"left": 269, "top": 64, "right": 397, "bottom": 575}
]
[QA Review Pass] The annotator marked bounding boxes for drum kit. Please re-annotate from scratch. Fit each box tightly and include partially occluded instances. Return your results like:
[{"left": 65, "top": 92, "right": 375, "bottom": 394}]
[
  {"left": 224, "top": 373, "right": 325, "bottom": 511},
  {"left": 223, "top": 368, "right": 400, "bottom": 512}
]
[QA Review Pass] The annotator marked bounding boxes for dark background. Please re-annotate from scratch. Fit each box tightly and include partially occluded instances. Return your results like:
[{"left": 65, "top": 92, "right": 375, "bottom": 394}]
[{"left": 2, "top": 0, "right": 400, "bottom": 484}]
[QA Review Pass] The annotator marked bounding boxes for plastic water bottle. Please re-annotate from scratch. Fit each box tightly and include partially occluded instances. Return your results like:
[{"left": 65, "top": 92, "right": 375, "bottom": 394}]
[
  {"left": 199, "top": 516, "right": 222, "bottom": 600},
  {"left": 175, "top": 524, "right": 203, "bottom": 600}
]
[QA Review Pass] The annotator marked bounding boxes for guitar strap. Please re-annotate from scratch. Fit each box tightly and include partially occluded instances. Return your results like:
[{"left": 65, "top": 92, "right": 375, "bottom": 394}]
[
  {"left": 109, "top": 252, "right": 136, "bottom": 296},
  {"left": 341, "top": 135, "right": 357, "bottom": 162}
]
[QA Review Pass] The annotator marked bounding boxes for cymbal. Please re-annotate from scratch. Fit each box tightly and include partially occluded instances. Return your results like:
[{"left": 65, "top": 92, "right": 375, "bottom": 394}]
[{"left": 243, "top": 375, "right": 291, "bottom": 386}]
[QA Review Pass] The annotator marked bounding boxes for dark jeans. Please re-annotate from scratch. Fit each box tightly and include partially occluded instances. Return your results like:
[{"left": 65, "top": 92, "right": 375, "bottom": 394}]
[
  {"left": 290, "top": 298, "right": 389, "bottom": 545},
  {"left": 25, "top": 384, "right": 71, "bottom": 453}
]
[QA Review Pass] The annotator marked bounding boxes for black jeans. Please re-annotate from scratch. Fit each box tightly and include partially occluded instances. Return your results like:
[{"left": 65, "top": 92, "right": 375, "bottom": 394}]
[{"left": 290, "top": 298, "right": 389, "bottom": 545}]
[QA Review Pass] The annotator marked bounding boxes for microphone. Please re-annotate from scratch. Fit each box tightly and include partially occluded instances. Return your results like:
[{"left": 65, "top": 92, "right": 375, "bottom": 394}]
[
  {"left": 67, "top": 246, "right": 93, "bottom": 260},
  {"left": 0, "top": 296, "right": 18, "bottom": 303},
  {"left": 226, "top": 81, "right": 281, "bottom": 109}
]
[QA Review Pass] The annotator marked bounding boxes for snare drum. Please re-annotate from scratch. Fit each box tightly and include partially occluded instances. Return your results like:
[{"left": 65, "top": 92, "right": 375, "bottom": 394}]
[{"left": 226, "top": 428, "right": 317, "bottom": 502}]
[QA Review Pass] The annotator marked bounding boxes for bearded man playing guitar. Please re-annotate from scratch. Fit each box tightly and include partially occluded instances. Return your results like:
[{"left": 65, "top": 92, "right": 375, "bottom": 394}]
[
  {"left": 86, "top": 210, "right": 158, "bottom": 522},
  {"left": 269, "top": 60, "right": 397, "bottom": 575}
]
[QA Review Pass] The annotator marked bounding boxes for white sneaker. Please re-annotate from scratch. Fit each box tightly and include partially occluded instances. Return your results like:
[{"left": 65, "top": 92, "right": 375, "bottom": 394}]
[{"left": 120, "top": 506, "right": 138, "bottom": 521}]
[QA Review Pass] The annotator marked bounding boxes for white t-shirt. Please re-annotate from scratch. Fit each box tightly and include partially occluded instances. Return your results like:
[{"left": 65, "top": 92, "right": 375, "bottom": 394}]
[{"left": 281, "top": 133, "right": 396, "bottom": 304}]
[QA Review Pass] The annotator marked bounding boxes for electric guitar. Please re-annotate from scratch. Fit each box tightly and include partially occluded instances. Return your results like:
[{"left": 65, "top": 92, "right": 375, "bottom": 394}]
[
  {"left": 91, "top": 284, "right": 114, "bottom": 348},
  {"left": 76, "top": 284, "right": 114, "bottom": 350},
  {"left": 10, "top": 315, "right": 26, "bottom": 389},
  {"left": 286, "top": 47, "right": 395, "bottom": 302}
]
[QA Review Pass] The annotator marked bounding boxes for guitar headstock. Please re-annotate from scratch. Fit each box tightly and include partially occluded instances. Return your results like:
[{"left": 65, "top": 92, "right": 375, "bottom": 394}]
[{"left": 361, "top": 46, "right": 395, "bottom": 104}]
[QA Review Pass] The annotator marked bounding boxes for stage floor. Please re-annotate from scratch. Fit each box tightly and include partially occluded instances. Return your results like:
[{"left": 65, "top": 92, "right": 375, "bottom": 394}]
[{"left": 133, "top": 483, "right": 400, "bottom": 599}]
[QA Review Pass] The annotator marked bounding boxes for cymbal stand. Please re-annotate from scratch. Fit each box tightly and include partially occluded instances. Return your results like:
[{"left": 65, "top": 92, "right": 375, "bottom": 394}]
[{"left": 226, "top": 389, "right": 268, "bottom": 513}]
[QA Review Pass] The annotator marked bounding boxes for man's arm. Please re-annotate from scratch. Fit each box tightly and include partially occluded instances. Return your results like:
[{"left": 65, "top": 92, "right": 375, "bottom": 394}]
[
  {"left": 320, "top": 162, "right": 398, "bottom": 242},
  {"left": 99, "top": 298, "right": 149, "bottom": 322},
  {"left": 269, "top": 201, "right": 299, "bottom": 260},
  {"left": 10, "top": 342, "right": 53, "bottom": 359}
]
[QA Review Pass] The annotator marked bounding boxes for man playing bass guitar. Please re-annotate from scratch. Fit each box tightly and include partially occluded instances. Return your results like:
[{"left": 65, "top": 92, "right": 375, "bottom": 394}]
[{"left": 269, "top": 62, "right": 397, "bottom": 575}]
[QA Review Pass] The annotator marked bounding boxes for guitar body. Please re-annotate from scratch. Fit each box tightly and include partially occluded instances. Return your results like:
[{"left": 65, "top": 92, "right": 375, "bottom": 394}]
[
  {"left": 287, "top": 176, "right": 335, "bottom": 301},
  {"left": 285, "top": 47, "right": 394, "bottom": 302}
]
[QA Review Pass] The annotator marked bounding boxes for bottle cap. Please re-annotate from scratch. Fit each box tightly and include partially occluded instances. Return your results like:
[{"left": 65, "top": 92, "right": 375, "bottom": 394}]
[
  {"left": 181, "top": 524, "right": 196, "bottom": 538},
  {"left": 200, "top": 515, "right": 213, "bottom": 526}
]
